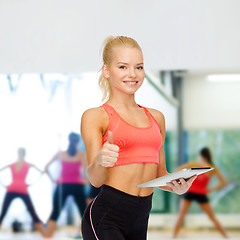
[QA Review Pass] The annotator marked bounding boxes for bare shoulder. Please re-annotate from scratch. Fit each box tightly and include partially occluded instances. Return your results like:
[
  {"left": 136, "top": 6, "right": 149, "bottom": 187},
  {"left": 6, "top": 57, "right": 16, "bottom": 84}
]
[
  {"left": 145, "top": 107, "right": 165, "bottom": 126},
  {"left": 81, "top": 106, "right": 109, "bottom": 135},
  {"left": 81, "top": 107, "right": 108, "bottom": 123},
  {"left": 25, "top": 161, "right": 32, "bottom": 167}
]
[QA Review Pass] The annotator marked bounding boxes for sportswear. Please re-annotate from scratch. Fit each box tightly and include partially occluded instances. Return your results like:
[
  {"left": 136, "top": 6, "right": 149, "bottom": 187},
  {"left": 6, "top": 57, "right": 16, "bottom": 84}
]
[
  {"left": 49, "top": 183, "right": 86, "bottom": 221},
  {"left": 101, "top": 103, "right": 162, "bottom": 167},
  {"left": 57, "top": 160, "right": 83, "bottom": 184},
  {"left": 7, "top": 162, "right": 29, "bottom": 194},
  {"left": 82, "top": 185, "right": 152, "bottom": 240},
  {"left": 0, "top": 192, "right": 41, "bottom": 223},
  {"left": 188, "top": 172, "right": 211, "bottom": 195},
  {"left": 183, "top": 192, "right": 209, "bottom": 203}
]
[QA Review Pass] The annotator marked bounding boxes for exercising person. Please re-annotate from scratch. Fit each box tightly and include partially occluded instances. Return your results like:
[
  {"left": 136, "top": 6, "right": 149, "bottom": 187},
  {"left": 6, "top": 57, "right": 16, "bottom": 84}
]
[
  {"left": 44, "top": 132, "right": 87, "bottom": 238},
  {"left": 0, "top": 148, "right": 45, "bottom": 236},
  {"left": 81, "top": 36, "right": 197, "bottom": 240},
  {"left": 172, "top": 147, "right": 228, "bottom": 238}
]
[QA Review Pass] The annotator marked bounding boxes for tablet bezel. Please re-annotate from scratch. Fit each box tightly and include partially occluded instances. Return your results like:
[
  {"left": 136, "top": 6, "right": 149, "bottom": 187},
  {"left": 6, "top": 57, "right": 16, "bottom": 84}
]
[{"left": 137, "top": 167, "right": 214, "bottom": 188}]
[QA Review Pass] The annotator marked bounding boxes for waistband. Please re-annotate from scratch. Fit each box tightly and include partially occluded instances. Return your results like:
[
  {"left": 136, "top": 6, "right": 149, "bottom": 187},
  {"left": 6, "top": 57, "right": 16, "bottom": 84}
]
[{"left": 101, "top": 184, "right": 153, "bottom": 203}]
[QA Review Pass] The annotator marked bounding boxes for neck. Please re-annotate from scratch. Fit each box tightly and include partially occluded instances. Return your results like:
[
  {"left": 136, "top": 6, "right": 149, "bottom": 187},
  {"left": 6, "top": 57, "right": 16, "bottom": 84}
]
[
  {"left": 107, "top": 92, "right": 137, "bottom": 108},
  {"left": 200, "top": 159, "right": 210, "bottom": 166}
]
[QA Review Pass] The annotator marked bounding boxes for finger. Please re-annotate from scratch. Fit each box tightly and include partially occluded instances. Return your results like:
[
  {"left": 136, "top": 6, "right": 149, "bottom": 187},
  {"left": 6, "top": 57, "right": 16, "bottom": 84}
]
[
  {"left": 171, "top": 180, "right": 180, "bottom": 188},
  {"left": 102, "top": 160, "right": 116, "bottom": 167},
  {"left": 188, "top": 175, "right": 197, "bottom": 184},
  {"left": 102, "top": 156, "right": 118, "bottom": 164},
  {"left": 166, "top": 182, "right": 174, "bottom": 188},
  {"left": 179, "top": 178, "right": 188, "bottom": 188},
  {"left": 105, "top": 143, "right": 119, "bottom": 152},
  {"left": 107, "top": 131, "right": 114, "bottom": 144},
  {"left": 105, "top": 150, "right": 119, "bottom": 158}
]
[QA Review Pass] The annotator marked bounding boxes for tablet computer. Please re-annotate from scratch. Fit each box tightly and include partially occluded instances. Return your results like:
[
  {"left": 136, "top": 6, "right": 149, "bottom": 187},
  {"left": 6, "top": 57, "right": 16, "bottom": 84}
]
[{"left": 137, "top": 167, "right": 214, "bottom": 188}]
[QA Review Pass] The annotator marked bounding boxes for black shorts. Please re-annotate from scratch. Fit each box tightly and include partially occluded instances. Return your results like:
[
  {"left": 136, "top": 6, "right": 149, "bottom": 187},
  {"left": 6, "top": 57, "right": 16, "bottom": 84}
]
[
  {"left": 183, "top": 192, "right": 209, "bottom": 203},
  {"left": 89, "top": 185, "right": 101, "bottom": 199},
  {"left": 82, "top": 184, "right": 153, "bottom": 240}
]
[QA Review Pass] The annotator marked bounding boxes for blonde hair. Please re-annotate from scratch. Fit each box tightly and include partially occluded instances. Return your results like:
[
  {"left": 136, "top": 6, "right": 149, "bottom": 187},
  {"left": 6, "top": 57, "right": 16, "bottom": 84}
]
[{"left": 98, "top": 36, "right": 142, "bottom": 102}]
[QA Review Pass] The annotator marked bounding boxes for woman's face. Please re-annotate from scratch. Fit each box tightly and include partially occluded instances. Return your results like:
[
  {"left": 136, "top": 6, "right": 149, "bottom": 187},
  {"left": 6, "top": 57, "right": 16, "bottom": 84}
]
[
  {"left": 103, "top": 47, "right": 145, "bottom": 96},
  {"left": 18, "top": 148, "right": 25, "bottom": 159}
]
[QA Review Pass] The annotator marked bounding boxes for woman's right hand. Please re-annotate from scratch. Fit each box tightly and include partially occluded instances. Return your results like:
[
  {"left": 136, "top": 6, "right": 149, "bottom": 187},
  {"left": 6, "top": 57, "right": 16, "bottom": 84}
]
[{"left": 96, "top": 131, "right": 119, "bottom": 168}]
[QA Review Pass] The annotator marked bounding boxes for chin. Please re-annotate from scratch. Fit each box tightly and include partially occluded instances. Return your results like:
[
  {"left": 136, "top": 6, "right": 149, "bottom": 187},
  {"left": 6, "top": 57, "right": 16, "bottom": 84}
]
[{"left": 122, "top": 88, "right": 139, "bottom": 95}]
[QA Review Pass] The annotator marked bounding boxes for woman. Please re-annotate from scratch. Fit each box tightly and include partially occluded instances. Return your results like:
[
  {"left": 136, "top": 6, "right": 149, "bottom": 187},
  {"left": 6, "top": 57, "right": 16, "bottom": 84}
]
[
  {"left": 81, "top": 36, "right": 196, "bottom": 240},
  {"left": 44, "top": 132, "right": 87, "bottom": 238},
  {"left": 0, "top": 148, "right": 45, "bottom": 236},
  {"left": 172, "top": 147, "right": 228, "bottom": 238}
]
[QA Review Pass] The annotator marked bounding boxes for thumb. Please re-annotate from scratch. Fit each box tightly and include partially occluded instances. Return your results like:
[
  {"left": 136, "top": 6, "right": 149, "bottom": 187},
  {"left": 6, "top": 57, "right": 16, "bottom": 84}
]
[
  {"left": 107, "top": 131, "right": 114, "bottom": 144},
  {"left": 188, "top": 175, "right": 197, "bottom": 184}
]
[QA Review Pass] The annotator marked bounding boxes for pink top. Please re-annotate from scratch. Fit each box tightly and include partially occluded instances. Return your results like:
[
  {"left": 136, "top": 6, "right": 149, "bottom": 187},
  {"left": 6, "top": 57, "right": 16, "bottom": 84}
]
[
  {"left": 7, "top": 162, "right": 30, "bottom": 194},
  {"left": 101, "top": 103, "right": 162, "bottom": 168},
  {"left": 57, "top": 160, "right": 83, "bottom": 184}
]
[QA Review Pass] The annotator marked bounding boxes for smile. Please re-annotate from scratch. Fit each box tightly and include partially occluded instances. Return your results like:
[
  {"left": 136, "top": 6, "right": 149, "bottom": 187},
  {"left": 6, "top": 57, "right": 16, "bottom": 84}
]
[{"left": 123, "top": 81, "right": 138, "bottom": 85}]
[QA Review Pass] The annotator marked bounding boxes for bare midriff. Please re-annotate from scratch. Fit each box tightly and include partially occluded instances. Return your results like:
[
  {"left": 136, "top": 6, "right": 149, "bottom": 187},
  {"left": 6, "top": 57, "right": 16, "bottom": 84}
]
[{"left": 104, "top": 163, "right": 158, "bottom": 196}]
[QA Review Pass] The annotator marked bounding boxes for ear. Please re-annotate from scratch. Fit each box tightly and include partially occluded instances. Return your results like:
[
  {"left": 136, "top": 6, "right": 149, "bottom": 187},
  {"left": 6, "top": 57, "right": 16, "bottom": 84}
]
[{"left": 102, "top": 65, "right": 110, "bottom": 79}]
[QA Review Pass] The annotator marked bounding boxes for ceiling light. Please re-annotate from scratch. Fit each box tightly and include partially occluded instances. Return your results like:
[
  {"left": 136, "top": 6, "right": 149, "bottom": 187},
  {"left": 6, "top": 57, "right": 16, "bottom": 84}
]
[{"left": 207, "top": 74, "right": 240, "bottom": 82}]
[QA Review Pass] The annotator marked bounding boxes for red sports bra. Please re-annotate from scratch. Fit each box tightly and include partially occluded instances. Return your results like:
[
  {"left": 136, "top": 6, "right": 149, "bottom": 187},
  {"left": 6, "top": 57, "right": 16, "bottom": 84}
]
[
  {"left": 188, "top": 171, "right": 211, "bottom": 195},
  {"left": 101, "top": 103, "right": 162, "bottom": 168}
]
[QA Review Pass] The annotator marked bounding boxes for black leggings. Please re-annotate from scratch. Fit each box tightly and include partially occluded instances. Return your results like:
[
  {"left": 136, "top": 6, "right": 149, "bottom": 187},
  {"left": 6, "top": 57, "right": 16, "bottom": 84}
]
[
  {"left": 82, "top": 184, "right": 152, "bottom": 240},
  {"left": 88, "top": 185, "right": 101, "bottom": 199},
  {"left": 0, "top": 192, "right": 41, "bottom": 224},
  {"left": 49, "top": 183, "right": 86, "bottom": 221}
]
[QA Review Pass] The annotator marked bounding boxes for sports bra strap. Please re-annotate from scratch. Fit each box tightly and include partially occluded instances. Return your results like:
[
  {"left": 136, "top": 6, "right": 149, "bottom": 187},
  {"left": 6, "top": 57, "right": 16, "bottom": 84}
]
[{"left": 101, "top": 103, "right": 115, "bottom": 115}]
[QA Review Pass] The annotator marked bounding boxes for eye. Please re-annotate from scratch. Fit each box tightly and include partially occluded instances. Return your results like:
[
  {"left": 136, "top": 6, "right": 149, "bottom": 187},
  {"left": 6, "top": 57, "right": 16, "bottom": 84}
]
[
  {"left": 119, "top": 66, "right": 127, "bottom": 69},
  {"left": 137, "top": 66, "right": 144, "bottom": 70}
]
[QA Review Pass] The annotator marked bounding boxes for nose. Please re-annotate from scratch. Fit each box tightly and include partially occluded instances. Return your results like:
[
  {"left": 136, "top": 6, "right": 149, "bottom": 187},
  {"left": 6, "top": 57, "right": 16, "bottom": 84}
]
[{"left": 128, "top": 67, "right": 136, "bottom": 78}]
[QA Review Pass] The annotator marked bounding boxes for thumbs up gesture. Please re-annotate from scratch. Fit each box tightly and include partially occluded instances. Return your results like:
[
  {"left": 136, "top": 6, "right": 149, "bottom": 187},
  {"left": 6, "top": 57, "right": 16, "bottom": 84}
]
[{"left": 97, "top": 131, "right": 119, "bottom": 168}]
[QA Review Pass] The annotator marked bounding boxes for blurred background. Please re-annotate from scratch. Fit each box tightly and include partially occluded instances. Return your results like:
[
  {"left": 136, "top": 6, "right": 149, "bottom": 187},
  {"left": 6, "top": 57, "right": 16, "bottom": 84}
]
[{"left": 0, "top": 0, "right": 240, "bottom": 239}]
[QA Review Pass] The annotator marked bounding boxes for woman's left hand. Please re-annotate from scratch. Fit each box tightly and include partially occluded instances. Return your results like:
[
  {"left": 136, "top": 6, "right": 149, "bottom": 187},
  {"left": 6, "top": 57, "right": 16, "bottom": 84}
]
[{"left": 166, "top": 175, "right": 197, "bottom": 195}]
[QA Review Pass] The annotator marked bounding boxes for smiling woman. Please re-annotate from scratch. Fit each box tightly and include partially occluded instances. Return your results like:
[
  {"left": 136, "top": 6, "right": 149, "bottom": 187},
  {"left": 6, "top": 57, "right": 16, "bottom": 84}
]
[
  {"left": 80, "top": 36, "right": 196, "bottom": 240},
  {"left": 98, "top": 36, "right": 144, "bottom": 102}
]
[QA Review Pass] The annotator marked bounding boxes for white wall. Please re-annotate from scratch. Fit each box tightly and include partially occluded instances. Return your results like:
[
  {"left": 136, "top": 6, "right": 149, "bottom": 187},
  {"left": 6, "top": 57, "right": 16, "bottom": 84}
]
[
  {"left": 183, "top": 73, "right": 240, "bottom": 130},
  {"left": 1, "top": 0, "right": 240, "bottom": 72}
]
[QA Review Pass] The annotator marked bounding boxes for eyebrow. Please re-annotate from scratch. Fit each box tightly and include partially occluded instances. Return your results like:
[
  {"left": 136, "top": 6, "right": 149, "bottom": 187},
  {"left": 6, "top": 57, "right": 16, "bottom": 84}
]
[{"left": 117, "top": 62, "right": 144, "bottom": 65}]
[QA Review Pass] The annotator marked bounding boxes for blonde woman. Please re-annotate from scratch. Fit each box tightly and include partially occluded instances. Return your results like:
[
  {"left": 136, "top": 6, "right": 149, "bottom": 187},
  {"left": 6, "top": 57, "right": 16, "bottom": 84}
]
[{"left": 81, "top": 36, "right": 196, "bottom": 240}]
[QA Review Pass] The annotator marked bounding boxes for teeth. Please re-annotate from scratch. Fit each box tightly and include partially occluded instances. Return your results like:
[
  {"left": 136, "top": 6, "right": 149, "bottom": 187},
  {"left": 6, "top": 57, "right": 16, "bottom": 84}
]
[{"left": 124, "top": 81, "right": 137, "bottom": 84}]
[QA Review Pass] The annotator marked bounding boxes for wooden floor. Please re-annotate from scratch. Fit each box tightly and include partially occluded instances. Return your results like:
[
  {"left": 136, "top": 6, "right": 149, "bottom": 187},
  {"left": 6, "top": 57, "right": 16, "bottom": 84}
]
[{"left": 0, "top": 228, "right": 239, "bottom": 239}]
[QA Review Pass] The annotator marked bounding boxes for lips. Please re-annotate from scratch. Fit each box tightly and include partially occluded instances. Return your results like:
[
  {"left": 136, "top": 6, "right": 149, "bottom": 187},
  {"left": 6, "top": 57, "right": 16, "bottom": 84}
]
[{"left": 123, "top": 81, "right": 138, "bottom": 84}]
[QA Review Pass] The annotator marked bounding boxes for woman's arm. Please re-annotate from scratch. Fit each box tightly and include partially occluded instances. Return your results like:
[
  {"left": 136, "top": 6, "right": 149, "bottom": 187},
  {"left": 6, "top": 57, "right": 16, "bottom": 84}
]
[
  {"left": 149, "top": 109, "right": 196, "bottom": 195},
  {"left": 0, "top": 165, "right": 10, "bottom": 172},
  {"left": 81, "top": 108, "right": 119, "bottom": 188},
  {"left": 0, "top": 165, "right": 10, "bottom": 187},
  {"left": 26, "top": 163, "right": 44, "bottom": 186},
  {"left": 30, "top": 164, "right": 44, "bottom": 174},
  {"left": 208, "top": 167, "right": 227, "bottom": 193},
  {"left": 44, "top": 152, "right": 60, "bottom": 182},
  {"left": 148, "top": 109, "right": 171, "bottom": 192},
  {"left": 78, "top": 151, "right": 89, "bottom": 184}
]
